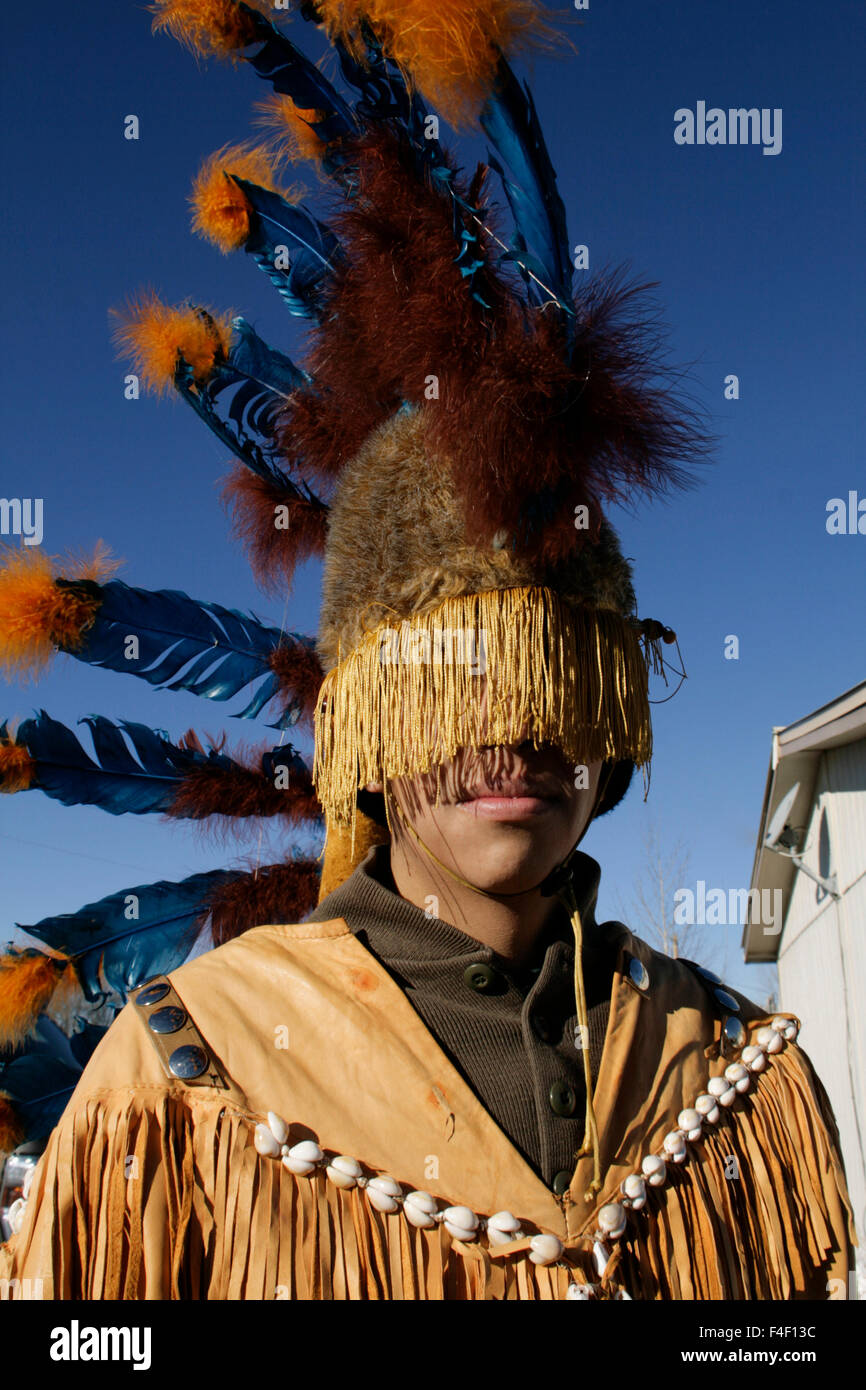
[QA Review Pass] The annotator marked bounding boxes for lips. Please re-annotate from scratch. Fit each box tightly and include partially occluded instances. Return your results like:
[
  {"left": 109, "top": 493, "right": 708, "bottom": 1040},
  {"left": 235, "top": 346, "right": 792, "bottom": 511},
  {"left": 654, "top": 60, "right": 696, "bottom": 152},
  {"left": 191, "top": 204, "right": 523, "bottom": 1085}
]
[
  {"left": 460, "top": 779, "right": 560, "bottom": 802},
  {"left": 454, "top": 776, "right": 564, "bottom": 821}
]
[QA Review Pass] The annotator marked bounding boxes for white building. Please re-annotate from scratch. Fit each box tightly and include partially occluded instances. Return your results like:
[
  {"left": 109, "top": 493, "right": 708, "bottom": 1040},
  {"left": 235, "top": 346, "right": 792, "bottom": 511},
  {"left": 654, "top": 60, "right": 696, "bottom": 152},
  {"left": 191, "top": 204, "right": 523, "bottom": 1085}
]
[{"left": 744, "top": 680, "right": 866, "bottom": 1293}]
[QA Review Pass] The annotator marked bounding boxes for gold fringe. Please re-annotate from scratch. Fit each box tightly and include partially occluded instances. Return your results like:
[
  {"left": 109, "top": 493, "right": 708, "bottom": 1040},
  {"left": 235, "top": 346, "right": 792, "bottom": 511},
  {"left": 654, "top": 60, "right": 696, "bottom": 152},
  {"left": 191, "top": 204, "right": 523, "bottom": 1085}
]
[{"left": 313, "top": 586, "right": 653, "bottom": 840}]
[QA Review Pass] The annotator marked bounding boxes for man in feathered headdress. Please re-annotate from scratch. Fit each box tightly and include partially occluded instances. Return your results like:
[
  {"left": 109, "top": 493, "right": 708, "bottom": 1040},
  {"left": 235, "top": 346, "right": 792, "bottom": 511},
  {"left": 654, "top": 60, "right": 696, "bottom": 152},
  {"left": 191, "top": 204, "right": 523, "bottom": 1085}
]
[{"left": 0, "top": 0, "right": 856, "bottom": 1300}]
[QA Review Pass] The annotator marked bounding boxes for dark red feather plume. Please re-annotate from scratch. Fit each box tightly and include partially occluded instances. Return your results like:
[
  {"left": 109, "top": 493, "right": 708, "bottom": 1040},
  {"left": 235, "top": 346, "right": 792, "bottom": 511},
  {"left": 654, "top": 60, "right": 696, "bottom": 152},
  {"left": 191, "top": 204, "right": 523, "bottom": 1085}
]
[
  {"left": 168, "top": 737, "right": 322, "bottom": 826},
  {"left": 268, "top": 641, "right": 324, "bottom": 729},
  {"left": 277, "top": 125, "right": 711, "bottom": 563},
  {"left": 205, "top": 859, "right": 321, "bottom": 946},
  {"left": 220, "top": 464, "right": 330, "bottom": 595}
]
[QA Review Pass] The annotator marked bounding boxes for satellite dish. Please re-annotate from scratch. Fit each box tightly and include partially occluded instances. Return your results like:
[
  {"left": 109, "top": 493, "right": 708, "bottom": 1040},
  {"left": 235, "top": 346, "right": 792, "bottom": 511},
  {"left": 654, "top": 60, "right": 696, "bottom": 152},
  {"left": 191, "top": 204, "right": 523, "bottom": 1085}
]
[
  {"left": 764, "top": 782, "right": 800, "bottom": 850},
  {"left": 762, "top": 779, "right": 840, "bottom": 898}
]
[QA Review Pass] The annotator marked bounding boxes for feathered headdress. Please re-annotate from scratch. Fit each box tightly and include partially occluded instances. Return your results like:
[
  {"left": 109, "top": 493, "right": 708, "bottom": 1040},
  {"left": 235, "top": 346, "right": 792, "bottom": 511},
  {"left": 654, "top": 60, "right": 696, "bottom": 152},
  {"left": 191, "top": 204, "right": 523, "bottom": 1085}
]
[{"left": 0, "top": 0, "right": 708, "bottom": 1151}]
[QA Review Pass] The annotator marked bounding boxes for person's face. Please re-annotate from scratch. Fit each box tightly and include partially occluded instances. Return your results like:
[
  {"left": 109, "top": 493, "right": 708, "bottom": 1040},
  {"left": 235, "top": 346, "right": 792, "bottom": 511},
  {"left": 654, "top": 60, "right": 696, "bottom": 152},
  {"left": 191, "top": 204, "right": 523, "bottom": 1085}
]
[{"left": 372, "top": 739, "right": 603, "bottom": 895}]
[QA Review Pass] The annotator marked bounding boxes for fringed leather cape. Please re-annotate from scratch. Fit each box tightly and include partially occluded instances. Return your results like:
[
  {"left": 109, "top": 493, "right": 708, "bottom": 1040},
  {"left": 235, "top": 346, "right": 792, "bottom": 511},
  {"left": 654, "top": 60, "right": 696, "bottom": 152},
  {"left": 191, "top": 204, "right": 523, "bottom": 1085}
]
[{"left": 0, "top": 915, "right": 856, "bottom": 1300}]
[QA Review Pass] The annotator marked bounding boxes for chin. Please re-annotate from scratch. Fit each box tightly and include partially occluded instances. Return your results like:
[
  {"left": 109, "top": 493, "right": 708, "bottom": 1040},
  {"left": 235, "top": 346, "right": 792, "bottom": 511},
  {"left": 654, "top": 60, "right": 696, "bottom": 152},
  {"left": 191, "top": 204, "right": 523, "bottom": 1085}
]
[{"left": 443, "top": 814, "right": 568, "bottom": 894}]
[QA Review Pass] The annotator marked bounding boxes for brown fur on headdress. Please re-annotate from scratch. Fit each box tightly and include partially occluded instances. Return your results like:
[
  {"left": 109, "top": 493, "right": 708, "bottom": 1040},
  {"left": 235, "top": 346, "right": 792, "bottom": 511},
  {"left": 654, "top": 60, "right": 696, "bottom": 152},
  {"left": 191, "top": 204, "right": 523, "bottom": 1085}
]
[
  {"left": 268, "top": 642, "right": 326, "bottom": 729},
  {"left": 316, "top": 406, "right": 637, "bottom": 672}
]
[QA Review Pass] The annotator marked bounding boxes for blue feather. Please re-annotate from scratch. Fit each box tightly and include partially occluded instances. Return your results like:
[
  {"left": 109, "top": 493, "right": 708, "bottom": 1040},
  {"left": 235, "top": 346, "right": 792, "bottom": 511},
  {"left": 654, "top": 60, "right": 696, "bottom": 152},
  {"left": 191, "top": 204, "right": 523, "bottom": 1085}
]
[
  {"left": 10, "top": 710, "right": 314, "bottom": 819},
  {"left": 16, "top": 867, "right": 244, "bottom": 1001},
  {"left": 13, "top": 711, "right": 225, "bottom": 815},
  {"left": 239, "top": 2, "right": 356, "bottom": 146},
  {"left": 55, "top": 579, "right": 314, "bottom": 727},
  {"left": 246, "top": 5, "right": 445, "bottom": 175},
  {"left": 0, "top": 1019, "right": 107, "bottom": 1141},
  {"left": 480, "top": 56, "right": 574, "bottom": 318},
  {"left": 329, "top": 22, "right": 445, "bottom": 168},
  {"left": 171, "top": 312, "right": 325, "bottom": 496},
  {"left": 229, "top": 316, "right": 309, "bottom": 395},
  {"left": 230, "top": 177, "right": 341, "bottom": 319}
]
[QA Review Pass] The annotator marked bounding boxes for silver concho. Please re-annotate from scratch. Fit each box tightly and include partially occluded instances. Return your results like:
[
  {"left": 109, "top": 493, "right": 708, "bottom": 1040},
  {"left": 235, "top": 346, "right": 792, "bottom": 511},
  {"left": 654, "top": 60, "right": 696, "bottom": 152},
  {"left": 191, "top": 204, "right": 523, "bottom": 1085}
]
[
  {"left": 148, "top": 1005, "right": 187, "bottom": 1034},
  {"left": 627, "top": 956, "right": 650, "bottom": 993},
  {"left": 136, "top": 981, "right": 170, "bottom": 1008},
  {"left": 168, "top": 1045, "right": 209, "bottom": 1079}
]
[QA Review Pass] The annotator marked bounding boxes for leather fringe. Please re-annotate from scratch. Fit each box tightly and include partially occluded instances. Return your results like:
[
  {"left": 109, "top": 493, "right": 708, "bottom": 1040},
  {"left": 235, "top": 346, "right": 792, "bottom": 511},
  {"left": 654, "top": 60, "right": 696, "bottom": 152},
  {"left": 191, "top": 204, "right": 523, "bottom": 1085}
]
[
  {"left": 1, "top": 1089, "right": 575, "bottom": 1299},
  {"left": 2, "top": 1042, "right": 854, "bottom": 1300},
  {"left": 610, "top": 1043, "right": 856, "bottom": 1300}
]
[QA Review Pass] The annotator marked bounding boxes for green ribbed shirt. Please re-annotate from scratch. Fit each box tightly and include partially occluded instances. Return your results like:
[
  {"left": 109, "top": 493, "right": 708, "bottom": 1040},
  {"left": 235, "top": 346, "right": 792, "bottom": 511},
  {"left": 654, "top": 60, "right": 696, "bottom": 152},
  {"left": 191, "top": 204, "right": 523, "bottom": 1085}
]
[{"left": 306, "top": 845, "right": 617, "bottom": 1194}]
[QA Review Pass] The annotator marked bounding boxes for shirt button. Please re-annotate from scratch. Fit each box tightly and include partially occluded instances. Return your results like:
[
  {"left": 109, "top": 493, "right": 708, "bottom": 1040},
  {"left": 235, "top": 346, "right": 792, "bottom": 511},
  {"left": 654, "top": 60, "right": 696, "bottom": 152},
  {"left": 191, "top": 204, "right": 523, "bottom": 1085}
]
[
  {"left": 552, "top": 1169, "right": 572, "bottom": 1196},
  {"left": 549, "top": 1079, "right": 578, "bottom": 1116},
  {"left": 463, "top": 963, "right": 500, "bottom": 993}
]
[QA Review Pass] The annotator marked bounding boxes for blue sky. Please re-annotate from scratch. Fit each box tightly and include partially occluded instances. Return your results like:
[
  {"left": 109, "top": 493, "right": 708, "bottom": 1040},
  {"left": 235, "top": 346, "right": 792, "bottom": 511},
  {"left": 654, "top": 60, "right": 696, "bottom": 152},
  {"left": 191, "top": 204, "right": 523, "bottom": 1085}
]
[{"left": 1, "top": 0, "right": 863, "bottom": 1007}]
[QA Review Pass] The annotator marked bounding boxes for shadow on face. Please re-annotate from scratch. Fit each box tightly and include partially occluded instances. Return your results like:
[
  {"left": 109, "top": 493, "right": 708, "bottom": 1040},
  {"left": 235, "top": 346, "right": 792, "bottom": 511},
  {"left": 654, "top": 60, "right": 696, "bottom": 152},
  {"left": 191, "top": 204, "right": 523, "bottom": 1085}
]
[{"left": 372, "top": 740, "right": 604, "bottom": 896}]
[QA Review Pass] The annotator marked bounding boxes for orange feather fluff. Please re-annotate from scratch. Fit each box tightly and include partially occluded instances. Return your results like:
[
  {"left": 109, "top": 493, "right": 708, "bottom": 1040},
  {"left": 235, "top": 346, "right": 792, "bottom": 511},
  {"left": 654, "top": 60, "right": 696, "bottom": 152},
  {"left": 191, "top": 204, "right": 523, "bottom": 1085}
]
[
  {"left": 190, "top": 141, "right": 283, "bottom": 252},
  {"left": 0, "top": 1094, "right": 25, "bottom": 1155},
  {"left": 0, "top": 739, "right": 35, "bottom": 793},
  {"left": 0, "top": 542, "right": 119, "bottom": 680},
  {"left": 110, "top": 292, "right": 233, "bottom": 396},
  {"left": 254, "top": 95, "right": 329, "bottom": 168},
  {"left": 149, "top": 0, "right": 270, "bottom": 60},
  {"left": 315, "top": 0, "right": 554, "bottom": 124},
  {"left": 0, "top": 951, "right": 71, "bottom": 1050}
]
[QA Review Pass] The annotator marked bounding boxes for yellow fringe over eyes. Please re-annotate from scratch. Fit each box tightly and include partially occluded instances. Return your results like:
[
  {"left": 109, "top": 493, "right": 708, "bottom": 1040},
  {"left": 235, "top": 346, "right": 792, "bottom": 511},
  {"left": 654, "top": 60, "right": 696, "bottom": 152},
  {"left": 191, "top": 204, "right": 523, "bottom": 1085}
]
[{"left": 313, "top": 585, "right": 653, "bottom": 844}]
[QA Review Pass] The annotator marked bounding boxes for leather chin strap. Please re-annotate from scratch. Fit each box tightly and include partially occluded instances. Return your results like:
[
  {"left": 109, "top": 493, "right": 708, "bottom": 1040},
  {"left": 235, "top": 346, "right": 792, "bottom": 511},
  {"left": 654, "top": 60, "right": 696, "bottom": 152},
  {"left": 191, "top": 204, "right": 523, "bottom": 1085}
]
[{"left": 384, "top": 760, "right": 616, "bottom": 1203}]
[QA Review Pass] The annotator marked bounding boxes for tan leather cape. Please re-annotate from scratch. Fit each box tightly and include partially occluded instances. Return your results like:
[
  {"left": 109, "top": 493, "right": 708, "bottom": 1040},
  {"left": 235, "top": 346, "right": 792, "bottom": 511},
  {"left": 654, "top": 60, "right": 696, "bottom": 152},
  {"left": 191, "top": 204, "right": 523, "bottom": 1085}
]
[{"left": 0, "top": 915, "right": 856, "bottom": 1300}]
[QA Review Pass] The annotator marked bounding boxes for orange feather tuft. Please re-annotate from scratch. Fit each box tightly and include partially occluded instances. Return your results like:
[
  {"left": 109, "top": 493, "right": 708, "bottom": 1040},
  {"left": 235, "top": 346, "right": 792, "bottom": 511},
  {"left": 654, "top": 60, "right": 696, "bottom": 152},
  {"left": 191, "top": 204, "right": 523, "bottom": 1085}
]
[
  {"left": 0, "top": 738, "right": 35, "bottom": 793},
  {"left": 315, "top": 0, "right": 555, "bottom": 124},
  {"left": 110, "top": 291, "right": 233, "bottom": 396},
  {"left": 190, "top": 141, "right": 283, "bottom": 253},
  {"left": 0, "top": 543, "right": 120, "bottom": 680},
  {"left": 149, "top": 0, "right": 271, "bottom": 60},
  {"left": 253, "top": 95, "right": 330, "bottom": 168},
  {"left": 0, "top": 1095, "right": 25, "bottom": 1155},
  {"left": 0, "top": 951, "right": 71, "bottom": 1050}
]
